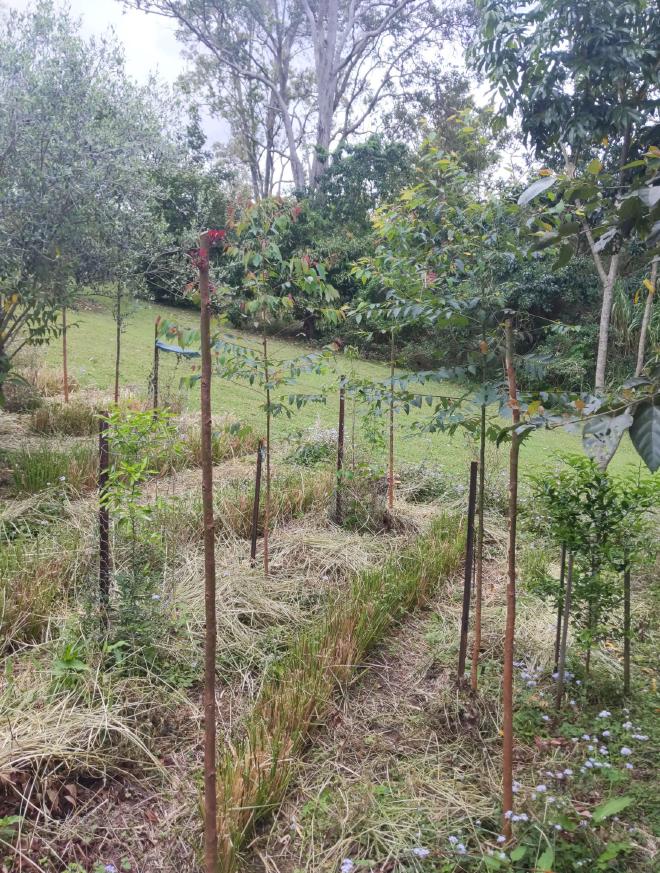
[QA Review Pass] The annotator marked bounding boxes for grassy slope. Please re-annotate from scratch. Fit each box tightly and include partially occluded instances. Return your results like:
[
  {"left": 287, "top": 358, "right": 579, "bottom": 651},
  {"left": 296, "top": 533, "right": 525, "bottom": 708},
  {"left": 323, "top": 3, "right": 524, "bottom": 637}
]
[{"left": 46, "top": 295, "right": 642, "bottom": 477}]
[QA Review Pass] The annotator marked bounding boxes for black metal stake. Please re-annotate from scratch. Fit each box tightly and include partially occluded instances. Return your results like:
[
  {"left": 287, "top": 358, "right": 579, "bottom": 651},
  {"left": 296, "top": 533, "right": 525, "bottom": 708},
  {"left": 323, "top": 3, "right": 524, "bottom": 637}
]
[
  {"left": 553, "top": 544, "right": 567, "bottom": 671},
  {"left": 250, "top": 440, "right": 264, "bottom": 566},
  {"left": 98, "top": 413, "right": 110, "bottom": 629},
  {"left": 336, "top": 384, "right": 346, "bottom": 522},
  {"left": 457, "top": 460, "right": 478, "bottom": 684}
]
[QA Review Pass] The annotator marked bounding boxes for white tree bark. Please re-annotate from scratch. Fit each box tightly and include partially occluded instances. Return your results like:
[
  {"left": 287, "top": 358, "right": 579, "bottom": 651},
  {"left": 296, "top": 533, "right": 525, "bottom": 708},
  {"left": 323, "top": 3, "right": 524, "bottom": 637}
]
[
  {"left": 124, "top": 0, "right": 447, "bottom": 190},
  {"left": 594, "top": 253, "right": 620, "bottom": 391},
  {"left": 636, "top": 256, "right": 658, "bottom": 377}
]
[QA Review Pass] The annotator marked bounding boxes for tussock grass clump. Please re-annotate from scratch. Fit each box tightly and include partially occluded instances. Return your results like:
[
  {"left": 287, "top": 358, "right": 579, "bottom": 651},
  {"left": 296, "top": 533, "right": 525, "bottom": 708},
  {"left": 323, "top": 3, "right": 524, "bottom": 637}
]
[
  {"left": 7, "top": 444, "right": 97, "bottom": 495},
  {"left": 13, "top": 347, "right": 79, "bottom": 399},
  {"left": 137, "top": 419, "right": 260, "bottom": 479},
  {"left": 30, "top": 400, "right": 99, "bottom": 436},
  {"left": 153, "top": 468, "right": 333, "bottom": 545},
  {"left": 216, "top": 468, "right": 333, "bottom": 539},
  {"left": 215, "top": 514, "right": 464, "bottom": 872},
  {"left": 0, "top": 507, "right": 93, "bottom": 644},
  {"left": 179, "top": 419, "right": 261, "bottom": 467},
  {"left": 1, "top": 376, "right": 43, "bottom": 412}
]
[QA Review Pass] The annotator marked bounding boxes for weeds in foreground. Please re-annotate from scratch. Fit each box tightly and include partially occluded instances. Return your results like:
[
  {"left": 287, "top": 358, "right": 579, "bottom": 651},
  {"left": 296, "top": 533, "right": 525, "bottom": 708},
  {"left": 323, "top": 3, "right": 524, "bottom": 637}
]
[
  {"left": 215, "top": 514, "right": 464, "bottom": 872},
  {"left": 253, "top": 559, "right": 657, "bottom": 873}
]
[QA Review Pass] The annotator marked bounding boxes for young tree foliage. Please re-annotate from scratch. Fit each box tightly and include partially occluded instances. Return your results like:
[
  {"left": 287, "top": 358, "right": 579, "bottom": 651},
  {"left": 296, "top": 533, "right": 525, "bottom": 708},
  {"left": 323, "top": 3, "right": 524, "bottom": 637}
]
[
  {"left": 0, "top": 0, "right": 180, "bottom": 395},
  {"left": 474, "top": 0, "right": 660, "bottom": 390}
]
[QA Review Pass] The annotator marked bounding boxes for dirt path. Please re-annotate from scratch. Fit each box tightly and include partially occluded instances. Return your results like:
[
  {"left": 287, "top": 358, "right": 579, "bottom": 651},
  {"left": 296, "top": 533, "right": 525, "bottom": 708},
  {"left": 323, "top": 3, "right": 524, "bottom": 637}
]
[{"left": 245, "top": 559, "right": 505, "bottom": 873}]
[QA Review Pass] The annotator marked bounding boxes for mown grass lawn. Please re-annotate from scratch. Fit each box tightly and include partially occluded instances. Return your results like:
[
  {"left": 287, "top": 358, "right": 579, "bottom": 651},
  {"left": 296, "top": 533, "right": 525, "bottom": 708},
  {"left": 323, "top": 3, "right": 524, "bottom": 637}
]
[{"left": 46, "top": 295, "right": 643, "bottom": 478}]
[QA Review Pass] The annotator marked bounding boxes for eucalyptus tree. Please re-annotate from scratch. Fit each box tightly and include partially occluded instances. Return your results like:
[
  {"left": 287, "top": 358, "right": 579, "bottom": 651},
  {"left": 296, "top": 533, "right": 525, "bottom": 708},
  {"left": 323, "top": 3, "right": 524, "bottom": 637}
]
[
  {"left": 123, "top": 0, "right": 469, "bottom": 195},
  {"left": 0, "top": 0, "right": 183, "bottom": 397},
  {"left": 474, "top": 0, "right": 660, "bottom": 390}
]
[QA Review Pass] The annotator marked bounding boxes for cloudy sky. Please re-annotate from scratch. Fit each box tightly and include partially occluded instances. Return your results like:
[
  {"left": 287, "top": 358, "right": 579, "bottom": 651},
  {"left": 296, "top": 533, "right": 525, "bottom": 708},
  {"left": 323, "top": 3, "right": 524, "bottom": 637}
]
[{"left": 3, "top": 0, "right": 229, "bottom": 143}]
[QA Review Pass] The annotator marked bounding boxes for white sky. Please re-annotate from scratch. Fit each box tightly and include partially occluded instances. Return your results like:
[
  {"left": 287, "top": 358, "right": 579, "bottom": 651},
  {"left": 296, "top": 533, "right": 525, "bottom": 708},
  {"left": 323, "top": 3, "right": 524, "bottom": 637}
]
[{"left": 2, "top": 0, "right": 229, "bottom": 144}]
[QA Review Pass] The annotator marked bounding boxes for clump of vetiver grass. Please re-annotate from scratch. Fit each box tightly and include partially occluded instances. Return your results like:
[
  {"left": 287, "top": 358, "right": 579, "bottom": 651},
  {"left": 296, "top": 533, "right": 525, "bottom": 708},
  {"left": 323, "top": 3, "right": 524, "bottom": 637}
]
[
  {"left": 30, "top": 400, "right": 99, "bottom": 436},
  {"left": 8, "top": 445, "right": 97, "bottom": 496},
  {"left": 180, "top": 420, "right": 261, "bottom": 467},
  {"left": 153, "top": 468, "right": 333, "bottom": 545},
  {"left": 0, "top": 512, "right": 91, "bottom": 645},
  {"left": 215, "top": 514, "right": 464, "bottom": 872}
]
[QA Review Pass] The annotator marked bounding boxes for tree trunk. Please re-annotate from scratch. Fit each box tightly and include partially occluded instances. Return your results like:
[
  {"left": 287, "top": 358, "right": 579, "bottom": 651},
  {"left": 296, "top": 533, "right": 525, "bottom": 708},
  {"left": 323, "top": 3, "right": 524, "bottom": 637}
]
[
  {"left": 308, "top": 0, "right": 339, "bottom": 186},
  {"left": 594, "top": 118, "right": 632, "bottom": 390},
  {"left": 595, "top": 255, "right": 621, "bottom": 390},
  {"left": 555, "top": 552, "right": 574, "bottom": 711},
  {"left": 62, "top": 306, "right": 69, "bottom": 403},
  {"left": 198, "top": 231, "right": 218, "bottom": 873},
  {"left": 635, "top": 257, "right": 658, "bottom": 377},
  {"left": 623, "top": 562, "right": 631, "bottom": 696},
  {"left": 502, "top": 318, "right": 520, "bottom": 838},
  {"left": 553, "top": 544, "right": 567, "bottom": 671},
  {"left": 263, "top": 334, "right": 271, "bottom": 577},
  {"left": 458, "top": 461, "right": 478, "bottom": 684},
  {"left": 388, "top": 330, "right": 395, "bottom": 511},
  {"left": 114, "top": 284, "right": 122, "bottom": 405},
  {"left": 302, "top": 312, "right": 316, "bottom": 340}
]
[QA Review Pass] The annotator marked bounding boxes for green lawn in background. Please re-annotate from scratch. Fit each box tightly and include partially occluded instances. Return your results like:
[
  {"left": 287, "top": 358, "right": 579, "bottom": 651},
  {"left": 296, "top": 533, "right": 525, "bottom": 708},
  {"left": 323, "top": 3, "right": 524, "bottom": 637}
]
[{"left": 45, "top": 295, "right": 643, "bottom": 480}]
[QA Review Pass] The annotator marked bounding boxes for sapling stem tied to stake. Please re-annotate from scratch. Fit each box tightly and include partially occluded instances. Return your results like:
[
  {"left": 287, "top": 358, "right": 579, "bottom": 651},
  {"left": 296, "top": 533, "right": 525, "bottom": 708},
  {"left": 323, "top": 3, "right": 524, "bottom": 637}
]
[
  {"left": 98, "top": 412, "right": 110, "bottom": 631},
  {"left": 502, "top": 317, "right": 520, "bottom": 838},
  {"left": 471, "top": 335, "right": 488, "bottom": 692},
  {"left": 250, "top": 439, "right": 264, "bottom": 567},
  {"left": 336, "top": 382, "right": 346, "bottom": 522},
  {"left": 198, "top": 230, "right": 218, "bottom": 873},
  {"left": 458, "top": 460, "right": 478, "bottom": 684},
  {"left": 555, "top": 551, "right": 574, "bottom": 711},
  {"left": 62, "top": 305, "right": 69, "bottom": 403},
  {"left": 114, "top": 282, "right": 122, "bottom": 405},
  {"left": 388, "top": 329, "right": 395, "bottom": 511}
]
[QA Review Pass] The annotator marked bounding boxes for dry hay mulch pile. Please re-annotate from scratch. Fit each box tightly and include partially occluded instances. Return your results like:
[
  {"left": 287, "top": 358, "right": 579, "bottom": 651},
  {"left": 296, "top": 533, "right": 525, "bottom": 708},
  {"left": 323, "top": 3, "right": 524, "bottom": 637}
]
[
  {"left": 245, "top": 536, "right": 510, "bottom": 873},
  {"left": 0, "top": 453, "right": 439, "bottom": 872}
]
